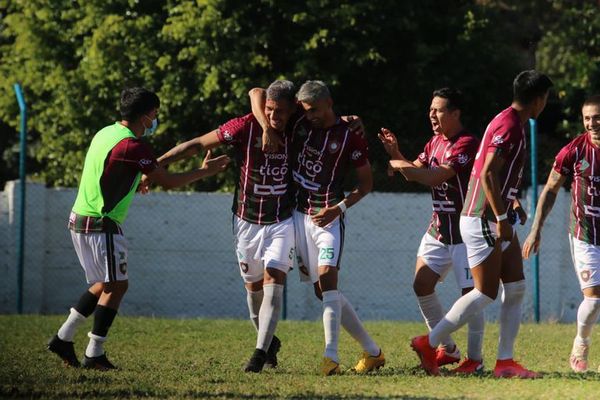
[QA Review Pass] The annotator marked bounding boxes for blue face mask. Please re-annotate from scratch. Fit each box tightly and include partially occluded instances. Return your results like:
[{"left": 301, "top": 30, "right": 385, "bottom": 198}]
[{"left": 143, "top": 116, "right": 159, "bottom": 137}]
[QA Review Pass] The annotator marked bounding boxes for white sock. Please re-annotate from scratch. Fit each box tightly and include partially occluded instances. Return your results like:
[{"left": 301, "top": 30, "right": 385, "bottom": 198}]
[
  {"left": 497, "top": 280, "right": 526, "bottom": 360},
  {"left": 85, "top": 332, "right": 107, "bottom": 358},
  {"left": 246, "top": 289, "right": 264, "bottom": 331},
  {"left": 417, "top": 293, "right": 456, "bottom": 350},
  {"left": 430, "top": 288, "right": 493, "bottom": 347},
  {"left": 256, "top": 283, "right": 284, "bottom": 351},
  {"left": 340, "top": 293, "right": 380, "bottom": 356},
  {"left": 322, "top": 290, "right": 341, "bottom": 363},
  {"left": 467, "top": 310, "right": 485, "bottom": 361},
  {"left": 575, "top": 296, "right": 600, "bottom": 346},
  {"left": 57, "top": 308, "right": 86, "bottom": 342}
]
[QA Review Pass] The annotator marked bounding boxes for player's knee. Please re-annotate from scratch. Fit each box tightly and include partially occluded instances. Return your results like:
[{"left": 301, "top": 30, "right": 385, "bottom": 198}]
[{"left": 413, "top": 278, "right": 434, "bottom": 297}]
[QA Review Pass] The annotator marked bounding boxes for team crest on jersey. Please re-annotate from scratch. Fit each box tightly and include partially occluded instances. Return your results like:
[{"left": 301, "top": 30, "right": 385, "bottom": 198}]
[
  {"left": 579, "top": 159, "right": 590, "bottom": 172},
  {"left": 328, "top": 141, "right": 340, "bottom": 153},
  {"left": 581, "top": 270, "right": 590, "bottom": 283},
  {"left": 222, "top": 130, "right": 233, "bottom": 142},
  {"left": 492, "top": 135, "right": 504, "bottom": 145},
  {"left": 457, "top": 153, "right": 469, "bottom": 165},
  {"left": 351, "top": 150, "right": 362, "bottom": 160}
]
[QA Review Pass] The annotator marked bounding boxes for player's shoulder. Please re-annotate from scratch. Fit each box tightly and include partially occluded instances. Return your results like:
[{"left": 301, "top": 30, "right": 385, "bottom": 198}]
[
  {"left": 562, "top": 132, "right": 588, "bottom": 153},
  {"left": 455, "top": 131, "right": 480, "bottom": 146}
]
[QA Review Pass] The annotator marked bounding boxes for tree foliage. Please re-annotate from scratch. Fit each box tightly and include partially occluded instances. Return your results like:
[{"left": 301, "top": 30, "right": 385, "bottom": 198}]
[{"left": 1, "top": 0, "right": 598, "bottom": 191}]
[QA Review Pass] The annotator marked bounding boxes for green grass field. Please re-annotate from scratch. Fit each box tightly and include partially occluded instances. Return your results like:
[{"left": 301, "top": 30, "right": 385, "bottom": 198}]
[{"left": 1, "top": 315, "right": 599, "bottom": 399}]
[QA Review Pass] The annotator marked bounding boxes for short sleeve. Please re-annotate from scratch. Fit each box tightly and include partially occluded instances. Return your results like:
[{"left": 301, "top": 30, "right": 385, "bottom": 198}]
[
  {"left": 553, "top": 143, "right": 576, "bottom": 177},
  {"left": 348, "top": 132, "right": 369, "bottom": 168},
  {"left": 217, "top": 114, "right": 252, "bottom": 145},
  {"left": 487, "top": 123, "right": 520, "bottom": 159},
  {"left": 444, "top": 136, "right": 479, "bottom": 173},
  {"left": 121, "top": 139, "right": 158, "bottom": 174},
  {"left": 418, "top": 139, "right": 432, "bottom": 167}
]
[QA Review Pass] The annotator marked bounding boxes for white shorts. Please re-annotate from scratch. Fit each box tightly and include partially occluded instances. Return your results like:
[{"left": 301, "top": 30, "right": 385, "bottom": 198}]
[
  {"left": 569, "top": 235, "right": 600, "bottom": 290},
  {"left": 417, "top": 233, "right": 473, "bottom": 289},
  {"left": 233, "top": 215, "right": 295, "bottom": 283},
  {"left": 294, "top": 210, "right": 344, "bottom": 284},
  {"left": 459, "top": 216, "right": 512, "bottom": 269},
  {"left": 71, "top": 231, "right": 129, "bottom": 284}
]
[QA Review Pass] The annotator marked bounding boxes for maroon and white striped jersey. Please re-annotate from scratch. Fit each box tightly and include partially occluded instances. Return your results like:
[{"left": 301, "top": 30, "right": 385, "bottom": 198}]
[
  {"left": 419, "top": 131, "right": 480, "bottom": 244},
  {"left": 292, "top": 116, "right": 369, "bottom": 215},
  {"left": 218, "top": 113, "right": 294, "bottom": 225},
  {"left": 462, "top": 107, "right": 526, "bottom": 220},
  {"left": 553, "top": 132, "right": 600, "bottom": 245}
]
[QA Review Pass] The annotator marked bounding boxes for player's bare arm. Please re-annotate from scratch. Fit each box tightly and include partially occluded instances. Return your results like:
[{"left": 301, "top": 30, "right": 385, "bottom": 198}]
[
  {"left": 480, "top": 149, "right": 512, "bottom": 241},
  {"left": 523, "top": 169, "right": 566, "bottom": 259},
  {"left": 393, "top": 162, "right": 455, "bottom": 187},
  {"left": 311, "top": 161, "right": 373, "bottom": 227},
  {"left": 249, "top": 87, "right": 281, "bottom": 153},
  {"left": 157, "top": 130, "right": 221, "bottom": 167},
  {"left": 145, "top": 151, "right": 229, "bottom": 190}
]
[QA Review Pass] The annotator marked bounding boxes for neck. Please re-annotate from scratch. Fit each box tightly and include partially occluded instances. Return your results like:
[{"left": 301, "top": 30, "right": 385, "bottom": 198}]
[
  {"left": 322, "top": 112, "right": 337, "bottom": 129},
  {"left": 589, "top": 131, "right": 600, "bottom": 147},
  {"left": 441, "top": 123, "right": 463, "bottom": 139},
  {"left": 120, "top": 120, "right": 144, "bottom": 138},
  {"left": 511, "top": 102, "right": 535, "bottom": 124}
]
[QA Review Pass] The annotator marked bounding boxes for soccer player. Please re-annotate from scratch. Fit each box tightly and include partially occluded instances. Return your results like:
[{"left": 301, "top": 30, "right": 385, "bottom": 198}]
[
  {"left": 410, "top": 70, "right": 553, "bottom": 378},
  {"left": 256, "top": 80, "right": 385, "bottom": 375},
  {"left": 379, "top": 87, "right": 485, "bottom": 374},
  {"left": 523, "top": 95, "right": 600, "bottom": 373},
  {"left": 153, "top": 80, "right": 298, "bottom": 373},
  {"left": 48, "top": 87, "right": 230, "bottom": 370}
]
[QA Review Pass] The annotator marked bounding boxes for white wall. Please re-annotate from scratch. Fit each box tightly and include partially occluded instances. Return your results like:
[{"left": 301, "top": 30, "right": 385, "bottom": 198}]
[{"left": 0, "top": 181, "right": 579, "bottom": 321}]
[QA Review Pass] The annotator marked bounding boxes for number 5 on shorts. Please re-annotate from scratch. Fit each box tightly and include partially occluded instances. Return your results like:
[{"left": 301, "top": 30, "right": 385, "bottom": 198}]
[{"left": 319, "top": 247, "right": 335, "bottom": 260}]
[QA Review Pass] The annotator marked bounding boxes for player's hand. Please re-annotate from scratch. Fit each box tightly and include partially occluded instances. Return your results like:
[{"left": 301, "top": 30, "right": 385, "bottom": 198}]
[
  {"left": 311, "top": 206, "right": 341, "bottom": 227},
  {"left": 262, "top": 126, "right": 283, "bottom": 153},
  {"left": 389, "top": 159, "right": 405, "bottom": 171},
  {"left": 201, "top": 150, "right": 230, "bottom": 176},
  {"left": 522, "top": 231, "right": 541, "bottom": 259},
  {"left": 497, "top": 219, "right": 513, "bottom": 242},
  {"left": 514, "top": 205, "right": 527, "bottom": 225},
  {"left": 139, "top": 174, "right": 151, "bottom": 194},
  {"left": 342, "top": 115, "right": 365, "bottom": 138},
  {"left": 378, "top": 128, "right": 403, "bottom": 159}
]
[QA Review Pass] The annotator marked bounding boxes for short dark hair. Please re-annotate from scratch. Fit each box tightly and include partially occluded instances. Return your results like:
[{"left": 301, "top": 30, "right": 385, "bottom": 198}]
[
  {"left": 432, "top": 87, "right": 464, "bottom": 111},
  {"left": 513, "top": 70, "right": 553, "bottom": 105},
  {"left": 120, "top": 87, "right": 160, "bottom": 121},
  {"left": 583, "top": 95, "right": 600, "bottom": 108}
]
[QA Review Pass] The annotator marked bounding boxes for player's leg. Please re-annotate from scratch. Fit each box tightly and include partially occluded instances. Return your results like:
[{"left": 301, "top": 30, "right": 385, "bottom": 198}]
[
  {"left": 246, "top": 218, "right": 294, "bottom": 372},
  {"left": 234, "top": 216, "right": 264, "bottom": 331},
  {"left": 83, "top": 232, "right": 129, "bottom": 370},
  {"left": 49, "top": 232, "right": 104, "bottom": 367},
  {"left": 414, "top": 234, "right": 459, "bottom": 365},
  {"left": 449, "top": 243, "right": 484, "bottom": 374},
  {"left": 493, "top": 233, "right": 538, "bottom": 378},
  {"left": 412, "top": 217, "right": 500, "bottom": 375},
  {"left": 314, "top": 215, "right": 343, "bottom": 375},
  {"left": 569, "top": 236, "right": 600, "bottom": 372}
]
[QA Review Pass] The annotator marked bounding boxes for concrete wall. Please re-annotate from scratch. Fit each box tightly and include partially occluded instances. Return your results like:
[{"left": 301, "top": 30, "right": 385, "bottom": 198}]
[{"left": 0, "top": 181, "right": 579, "bottom": 321}]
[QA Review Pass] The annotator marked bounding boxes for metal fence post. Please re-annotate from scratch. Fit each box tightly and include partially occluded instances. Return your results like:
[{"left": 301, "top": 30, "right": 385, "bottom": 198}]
[
  {"left": 13, "top": 83, "right": 27, "bottom": 314},
  {"left": 529, "top": 118, "right": 540, "bottom": 322}
]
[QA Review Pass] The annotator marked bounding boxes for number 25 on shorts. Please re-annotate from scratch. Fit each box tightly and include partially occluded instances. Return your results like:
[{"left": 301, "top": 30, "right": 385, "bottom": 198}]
[{"left": 319, "top": 248, "right": 335, "bottom": 260}]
